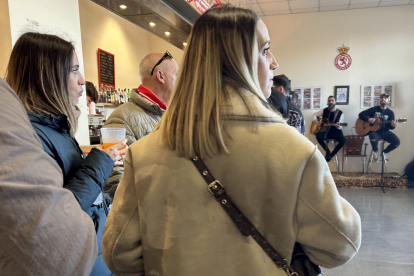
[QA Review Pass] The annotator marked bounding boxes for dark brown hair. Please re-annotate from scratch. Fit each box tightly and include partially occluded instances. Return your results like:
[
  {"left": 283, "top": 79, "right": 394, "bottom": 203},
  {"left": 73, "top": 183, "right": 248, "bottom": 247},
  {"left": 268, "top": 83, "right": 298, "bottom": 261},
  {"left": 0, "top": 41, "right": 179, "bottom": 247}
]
[
  {"left": 86, "top": 81, "right": 99, "bottom": 103},
  {"left": 6, "top": 32, "right": 78, "bottom": 136}
]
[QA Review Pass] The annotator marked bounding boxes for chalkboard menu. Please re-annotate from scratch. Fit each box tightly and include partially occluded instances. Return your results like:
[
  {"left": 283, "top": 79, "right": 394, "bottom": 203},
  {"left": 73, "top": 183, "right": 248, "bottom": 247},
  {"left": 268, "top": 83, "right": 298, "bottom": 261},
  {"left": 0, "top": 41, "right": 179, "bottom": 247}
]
[{"left": 98, "top": 49, "right": 115, "bottom": 88}]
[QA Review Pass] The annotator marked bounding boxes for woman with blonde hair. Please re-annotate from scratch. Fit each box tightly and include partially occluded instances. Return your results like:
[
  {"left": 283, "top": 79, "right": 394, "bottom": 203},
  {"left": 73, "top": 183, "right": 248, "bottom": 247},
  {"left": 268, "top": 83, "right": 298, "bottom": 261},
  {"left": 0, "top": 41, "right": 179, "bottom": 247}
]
[
  {"left": 6, "top": 32, "right": 127, "bottom": 276},
  {"left": 103, "top": 5, "right": 361, "bottom": 276}
]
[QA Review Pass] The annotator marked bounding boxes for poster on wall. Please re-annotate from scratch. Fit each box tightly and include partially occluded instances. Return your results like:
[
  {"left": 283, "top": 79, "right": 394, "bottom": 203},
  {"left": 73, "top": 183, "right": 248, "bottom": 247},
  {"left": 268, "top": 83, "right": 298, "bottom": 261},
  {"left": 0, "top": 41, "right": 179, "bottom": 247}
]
[
  {"left": 293, "top": 87, "right": 323, "bottom": 109},
  {"left": 360, "top": 84, "right": 395, "bottom": 108},
  {"left": 334, "top": 86, "right": 349, "bottom": 105}
]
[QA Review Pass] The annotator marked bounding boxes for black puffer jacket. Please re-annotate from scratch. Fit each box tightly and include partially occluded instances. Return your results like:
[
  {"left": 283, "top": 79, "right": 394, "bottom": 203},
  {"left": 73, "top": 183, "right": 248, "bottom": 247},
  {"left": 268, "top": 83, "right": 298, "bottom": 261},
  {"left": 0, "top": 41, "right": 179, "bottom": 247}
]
[{"left": 28, "top": 112, "right": 114, "bottom": 211}]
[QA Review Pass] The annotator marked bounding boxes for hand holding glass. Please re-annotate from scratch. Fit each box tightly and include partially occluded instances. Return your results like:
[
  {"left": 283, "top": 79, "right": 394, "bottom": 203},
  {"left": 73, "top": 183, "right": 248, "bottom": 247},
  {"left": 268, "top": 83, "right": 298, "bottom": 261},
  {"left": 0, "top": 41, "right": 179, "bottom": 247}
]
[{"left": 100, "top": 128, "right": 128, "bottom": 163}]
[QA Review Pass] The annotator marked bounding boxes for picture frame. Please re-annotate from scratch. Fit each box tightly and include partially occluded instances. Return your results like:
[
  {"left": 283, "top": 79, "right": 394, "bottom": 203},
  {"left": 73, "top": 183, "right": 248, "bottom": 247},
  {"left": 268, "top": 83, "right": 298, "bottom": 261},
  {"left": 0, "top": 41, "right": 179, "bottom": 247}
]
[
  {"left": 334, "top": 85, "right": 349, "bottom": 105},
  {"left": 292, "top": 87, "right": 323, "bottom": 109},
  {"left": 360, "top": 84, "right": 395, "bottom": 108}
]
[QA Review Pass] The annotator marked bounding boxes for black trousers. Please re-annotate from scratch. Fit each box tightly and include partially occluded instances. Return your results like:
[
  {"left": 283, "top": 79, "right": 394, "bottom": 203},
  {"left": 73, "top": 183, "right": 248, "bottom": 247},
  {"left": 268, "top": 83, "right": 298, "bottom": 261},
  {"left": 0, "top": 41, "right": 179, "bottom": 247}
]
[
  {"left": 316, "top": 128, "right": 345, "bottom": 157},
  {"left": 368, "top": 131, "right": 400, "bottom": 153}
]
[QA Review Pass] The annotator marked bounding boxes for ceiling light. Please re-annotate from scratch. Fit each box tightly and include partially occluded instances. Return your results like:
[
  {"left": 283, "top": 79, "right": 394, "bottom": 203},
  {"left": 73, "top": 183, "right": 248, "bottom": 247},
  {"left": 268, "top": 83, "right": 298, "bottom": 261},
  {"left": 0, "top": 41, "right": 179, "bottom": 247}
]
[
  {"left": 183, "top": 42, "right": 187, "bottom": 46},
  {"left": 149, "top": 22, "right": 156, "bottom": 27},
  {"left": 119, "top": 4, "right": 127, "bottom": 9},
  {"left": 165, "top": 31, "right": 171, "bottom": 36}
]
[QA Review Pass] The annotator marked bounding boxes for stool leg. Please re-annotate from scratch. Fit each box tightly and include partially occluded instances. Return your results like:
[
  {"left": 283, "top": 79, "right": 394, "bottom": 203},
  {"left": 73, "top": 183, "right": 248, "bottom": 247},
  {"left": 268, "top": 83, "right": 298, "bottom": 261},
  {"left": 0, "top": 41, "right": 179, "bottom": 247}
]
[
  {"left": 368, "top": 150, "right": 373, "bottom": 177},
  {"left": 363, "top": 156, "right": 366, "bottom": 175},
  {"left": 344, "top": 157, "right": 347, "bottom": 176},
  {"left": 335, "top": 155, "right": 338, "bottom": 175}
]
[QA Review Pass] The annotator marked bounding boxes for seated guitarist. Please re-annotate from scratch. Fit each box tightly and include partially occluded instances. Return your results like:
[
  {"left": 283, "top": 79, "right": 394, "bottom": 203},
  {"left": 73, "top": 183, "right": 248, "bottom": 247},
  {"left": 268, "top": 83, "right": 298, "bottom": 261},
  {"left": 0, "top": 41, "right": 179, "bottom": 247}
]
[
  {"left": 313, "top": 96, "right": 345, "bottom": 162},
  {"left": 358, "top": 93, "right": 399, "bottom": 162}
]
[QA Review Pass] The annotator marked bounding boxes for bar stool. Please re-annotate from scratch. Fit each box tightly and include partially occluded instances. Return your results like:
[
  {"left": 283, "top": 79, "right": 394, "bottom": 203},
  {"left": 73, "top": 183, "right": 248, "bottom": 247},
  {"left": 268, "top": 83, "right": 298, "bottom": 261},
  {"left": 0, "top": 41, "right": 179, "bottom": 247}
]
[
  {"left": 324, "top": 139, "right": 339, "bottom": 175},
  {"left": 367, "top": 139, "right": 388, "bottom": 177}
]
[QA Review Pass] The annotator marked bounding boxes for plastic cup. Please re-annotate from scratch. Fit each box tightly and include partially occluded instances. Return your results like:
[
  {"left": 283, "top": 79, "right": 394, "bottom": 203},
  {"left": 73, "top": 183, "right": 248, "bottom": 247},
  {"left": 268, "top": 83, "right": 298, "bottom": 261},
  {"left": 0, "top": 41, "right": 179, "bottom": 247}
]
[{"left": 101, "top": 128, "right": 126, "bottom": 149}]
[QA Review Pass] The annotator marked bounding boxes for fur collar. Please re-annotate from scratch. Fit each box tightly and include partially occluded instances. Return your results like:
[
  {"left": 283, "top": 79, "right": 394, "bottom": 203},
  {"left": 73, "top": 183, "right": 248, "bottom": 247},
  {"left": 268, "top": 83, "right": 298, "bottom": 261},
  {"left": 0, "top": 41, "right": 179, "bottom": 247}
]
[{"left": 224, "top": 89, "right": 286, "bottom": 124}]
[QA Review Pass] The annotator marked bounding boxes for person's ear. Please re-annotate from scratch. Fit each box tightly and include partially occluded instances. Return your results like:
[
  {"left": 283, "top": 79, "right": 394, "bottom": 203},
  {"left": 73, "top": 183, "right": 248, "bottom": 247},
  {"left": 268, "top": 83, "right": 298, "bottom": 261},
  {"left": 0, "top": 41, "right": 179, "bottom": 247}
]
[
  {"left": 155, "top": 70, "right": 165, "bottom": 84},
  {"left": 277, "top": 86, "right": 284, "bottom": 93}
]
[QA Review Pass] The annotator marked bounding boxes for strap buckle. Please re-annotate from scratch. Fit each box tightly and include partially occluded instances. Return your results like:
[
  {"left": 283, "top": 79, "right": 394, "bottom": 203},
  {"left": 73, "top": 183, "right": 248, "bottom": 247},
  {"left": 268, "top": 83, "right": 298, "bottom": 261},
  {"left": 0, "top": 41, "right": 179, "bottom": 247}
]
[{"left": 207, "top": 180, "right": 223, "bottom": 195}]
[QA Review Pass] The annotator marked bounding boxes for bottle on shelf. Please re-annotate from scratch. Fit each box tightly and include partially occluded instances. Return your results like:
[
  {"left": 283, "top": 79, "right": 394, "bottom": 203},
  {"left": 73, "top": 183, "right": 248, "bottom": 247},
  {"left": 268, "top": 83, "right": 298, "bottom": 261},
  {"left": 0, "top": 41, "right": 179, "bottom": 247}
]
[
  {"left": 111, "top": 88, "right": 115, "bottom": 104},
  {"left": 106, "top": 87, "right": 111, "bottom": 103},
  {"left": 120, "top": 89, "right": 124, "bottom": 104}
]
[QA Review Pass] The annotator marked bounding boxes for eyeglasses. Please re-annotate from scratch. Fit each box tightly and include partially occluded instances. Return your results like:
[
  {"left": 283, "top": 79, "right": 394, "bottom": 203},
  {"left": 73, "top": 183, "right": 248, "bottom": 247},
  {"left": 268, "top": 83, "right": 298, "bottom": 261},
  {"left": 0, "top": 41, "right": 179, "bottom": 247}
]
[{"left": 150, "top": 51, "right": 173, "bottom": 75}]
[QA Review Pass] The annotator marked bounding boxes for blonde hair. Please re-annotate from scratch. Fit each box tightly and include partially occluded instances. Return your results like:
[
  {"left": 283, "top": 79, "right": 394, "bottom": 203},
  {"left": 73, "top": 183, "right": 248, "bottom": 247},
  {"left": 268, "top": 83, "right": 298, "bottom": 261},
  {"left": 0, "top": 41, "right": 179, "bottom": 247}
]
[
  {"left": 6, "top": 32, "right": 78, "bottom": 137},
  {"left": 157, "top": 5, "right": 269, "bottom": 159}
]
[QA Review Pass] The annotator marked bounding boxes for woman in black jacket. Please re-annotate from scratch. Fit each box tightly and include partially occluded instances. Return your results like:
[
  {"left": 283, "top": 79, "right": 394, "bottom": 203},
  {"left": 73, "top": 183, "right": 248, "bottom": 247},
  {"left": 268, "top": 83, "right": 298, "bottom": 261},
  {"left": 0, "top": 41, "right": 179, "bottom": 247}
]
[{"left": 6, "top": 32, "right": 127, "bottom": 276}]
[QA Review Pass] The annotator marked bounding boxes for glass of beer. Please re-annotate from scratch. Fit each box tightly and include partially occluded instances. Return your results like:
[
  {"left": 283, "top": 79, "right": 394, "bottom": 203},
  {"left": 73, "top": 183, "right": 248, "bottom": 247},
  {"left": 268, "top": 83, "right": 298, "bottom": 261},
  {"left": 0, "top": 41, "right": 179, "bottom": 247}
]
[{"left": 101, "top": 128, "right": 126, "bottom": 149}]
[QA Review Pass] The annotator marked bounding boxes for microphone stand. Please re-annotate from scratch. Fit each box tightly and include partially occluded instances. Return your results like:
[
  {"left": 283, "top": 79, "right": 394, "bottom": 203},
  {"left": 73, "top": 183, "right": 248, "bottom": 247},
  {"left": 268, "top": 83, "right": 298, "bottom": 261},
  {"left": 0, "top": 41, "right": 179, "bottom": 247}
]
[{"left": 380, "top": 103, "right": 386, "bottom": 193}]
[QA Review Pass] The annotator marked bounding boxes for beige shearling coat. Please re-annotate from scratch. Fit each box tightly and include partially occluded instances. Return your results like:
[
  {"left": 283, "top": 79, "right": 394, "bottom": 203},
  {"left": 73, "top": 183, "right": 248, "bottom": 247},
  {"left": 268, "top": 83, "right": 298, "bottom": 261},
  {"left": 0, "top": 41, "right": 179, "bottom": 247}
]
[
  {"left": 0, "top": 79, "right": 97, "bottom": 276},
  {"left": 103, "top": 92, "right": 361, "bottom": 276}
]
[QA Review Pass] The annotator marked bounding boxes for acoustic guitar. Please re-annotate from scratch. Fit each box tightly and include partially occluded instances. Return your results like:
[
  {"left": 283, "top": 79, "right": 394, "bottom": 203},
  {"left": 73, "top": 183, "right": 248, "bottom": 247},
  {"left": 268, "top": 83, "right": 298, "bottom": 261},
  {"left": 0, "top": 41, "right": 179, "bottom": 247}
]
[
  {"left": 310, "top": 118, "right": 348, "bottom": 135},
  {"left": 355, "top": 117, "right": 407, "bottom": 136}
]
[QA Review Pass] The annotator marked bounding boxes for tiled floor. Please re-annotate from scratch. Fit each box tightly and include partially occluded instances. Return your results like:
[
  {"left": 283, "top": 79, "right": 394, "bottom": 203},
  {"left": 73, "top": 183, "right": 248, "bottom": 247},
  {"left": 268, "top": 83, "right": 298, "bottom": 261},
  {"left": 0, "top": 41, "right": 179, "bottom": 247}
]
[{"left": 323, "top": 188, "right": 414, "bottom": 275}]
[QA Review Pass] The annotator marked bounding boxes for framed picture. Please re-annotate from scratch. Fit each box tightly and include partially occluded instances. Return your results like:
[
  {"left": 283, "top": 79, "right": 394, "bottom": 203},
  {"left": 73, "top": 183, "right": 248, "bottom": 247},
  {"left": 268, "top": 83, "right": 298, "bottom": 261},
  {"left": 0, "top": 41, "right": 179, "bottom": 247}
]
[
  {"left": 292, "top": 87, "right": 323, "bottom": 109},
  {"left": 334, "top": 86, "right": 349, "bottom": 105},
  {"left": 360, "top": 84, "right": 395, "bottom": 108}
]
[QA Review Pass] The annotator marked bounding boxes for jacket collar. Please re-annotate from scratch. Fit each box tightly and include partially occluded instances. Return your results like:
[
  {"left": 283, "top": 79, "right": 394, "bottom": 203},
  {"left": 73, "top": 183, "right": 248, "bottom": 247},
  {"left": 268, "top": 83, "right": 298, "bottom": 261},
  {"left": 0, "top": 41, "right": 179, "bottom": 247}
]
[
  {"left": 223, "top": 89, "right": 285, "bottom": 123},
  {"left": 137, "top": 85, "right": 166, "bottom": 111},
  {"left": 27, "top": 111, "right": 70, "bottom": 134},
  {"left": 130, "top": 87, "right": 164, "bottom": 115}
]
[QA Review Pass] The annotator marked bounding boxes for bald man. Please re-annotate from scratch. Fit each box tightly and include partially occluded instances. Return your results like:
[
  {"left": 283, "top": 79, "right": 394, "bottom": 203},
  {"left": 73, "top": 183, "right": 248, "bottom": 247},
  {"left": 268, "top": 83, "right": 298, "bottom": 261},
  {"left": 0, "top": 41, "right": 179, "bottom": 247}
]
[
  {"left": 103, "top": 52, "right": 178, "bottom": 199},
  {"left": 104, "top": 52, "right": 178, "bottom": 145}
]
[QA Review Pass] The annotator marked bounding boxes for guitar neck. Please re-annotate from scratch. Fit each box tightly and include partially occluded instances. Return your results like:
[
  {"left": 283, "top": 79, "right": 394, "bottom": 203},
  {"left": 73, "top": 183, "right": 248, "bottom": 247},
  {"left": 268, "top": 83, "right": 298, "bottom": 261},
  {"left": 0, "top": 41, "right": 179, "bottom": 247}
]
[
  {"left": 325, "top": 123, "right": 346, "bottom": 126},
  {"left": 373, "top": 120, "right": 393, "bottom": 125}
]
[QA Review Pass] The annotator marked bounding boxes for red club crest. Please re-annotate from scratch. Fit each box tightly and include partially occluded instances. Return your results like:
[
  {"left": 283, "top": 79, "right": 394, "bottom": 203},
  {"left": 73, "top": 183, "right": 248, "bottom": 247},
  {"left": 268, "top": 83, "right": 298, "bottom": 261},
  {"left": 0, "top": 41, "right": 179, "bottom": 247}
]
[{"left": 334, "top": 44, "right": 352, "bottom": 70}]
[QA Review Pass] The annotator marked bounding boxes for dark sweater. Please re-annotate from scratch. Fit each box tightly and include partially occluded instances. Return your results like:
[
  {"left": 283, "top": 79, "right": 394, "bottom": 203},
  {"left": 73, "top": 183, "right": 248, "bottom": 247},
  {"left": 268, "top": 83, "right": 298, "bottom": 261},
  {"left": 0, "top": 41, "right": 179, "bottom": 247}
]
[
  {"left": 268, "top": 87, "right": 289, "bottom": 118},
  {"left": 358, "top": 106, "right": 395, "bottom": 132}
]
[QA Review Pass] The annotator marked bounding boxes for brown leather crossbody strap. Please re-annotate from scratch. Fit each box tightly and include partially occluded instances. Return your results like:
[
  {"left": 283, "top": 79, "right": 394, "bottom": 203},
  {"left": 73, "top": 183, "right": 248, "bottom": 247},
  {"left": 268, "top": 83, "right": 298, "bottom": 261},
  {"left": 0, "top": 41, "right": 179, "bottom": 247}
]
[{"left": 190, "top": 155, "right": 291, "bottom": 271}]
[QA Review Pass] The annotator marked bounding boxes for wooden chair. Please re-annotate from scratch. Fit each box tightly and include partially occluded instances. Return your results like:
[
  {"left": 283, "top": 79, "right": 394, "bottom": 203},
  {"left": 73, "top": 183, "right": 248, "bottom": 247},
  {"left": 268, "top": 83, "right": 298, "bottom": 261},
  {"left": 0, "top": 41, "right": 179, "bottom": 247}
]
[{"left": 342, "top": 135, "right": 368, "bottom": 175}]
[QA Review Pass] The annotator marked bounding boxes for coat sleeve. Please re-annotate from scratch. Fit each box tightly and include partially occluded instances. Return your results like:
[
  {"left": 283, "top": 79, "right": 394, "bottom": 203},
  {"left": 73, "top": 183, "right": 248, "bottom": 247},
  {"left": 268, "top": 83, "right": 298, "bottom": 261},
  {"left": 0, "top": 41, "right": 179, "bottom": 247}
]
[
  {"left": 336, "top": 113, "right": 344, "bottom": 130},
  {"left": 102, "top": 156, "right": 144, "bottom": 276},
  {"left": 64, "top": 148, "right": 114, "bottom": 211},
  {"left": 0, "top": 79, "right": 97, "bottom": 276},
  {"left": 296, "top": 148, "right": 361, "bottom": 268},
  {"left": 358, "top": 107, "right": 375, "bottom": 121},
  {"left": 388, "top": 110, "right": 396, "bottom": 131},
  {"left": 35, "top": 129, "right": 114, "bottom": 211},
  {"left": 313, "top": 109, "right": 323, "bottom": 121}
]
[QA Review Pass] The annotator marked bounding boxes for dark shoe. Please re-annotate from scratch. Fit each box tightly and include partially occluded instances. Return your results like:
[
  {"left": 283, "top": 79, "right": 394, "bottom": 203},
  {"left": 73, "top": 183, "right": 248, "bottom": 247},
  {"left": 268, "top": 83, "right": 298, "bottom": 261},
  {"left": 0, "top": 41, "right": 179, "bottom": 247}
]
[{"left": 325, "top": 153, "right": 332, "bottom": 162}]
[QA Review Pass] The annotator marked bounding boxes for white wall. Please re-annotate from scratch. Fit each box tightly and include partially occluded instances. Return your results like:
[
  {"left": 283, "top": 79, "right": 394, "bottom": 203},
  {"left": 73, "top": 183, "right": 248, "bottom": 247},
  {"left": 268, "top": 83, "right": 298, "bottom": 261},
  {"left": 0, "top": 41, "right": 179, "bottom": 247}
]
[
  {"left": 263, "top": 5, "right": 414, "bottom": 174},
  {"left": 7, "top": 0, "right": 89, "bottom": 145},
  {"left": 79, "top": 0, "right": 184, "bottom": 89},
  {"left": 0, "top": 0, "right": 12, "bottom": 78}
]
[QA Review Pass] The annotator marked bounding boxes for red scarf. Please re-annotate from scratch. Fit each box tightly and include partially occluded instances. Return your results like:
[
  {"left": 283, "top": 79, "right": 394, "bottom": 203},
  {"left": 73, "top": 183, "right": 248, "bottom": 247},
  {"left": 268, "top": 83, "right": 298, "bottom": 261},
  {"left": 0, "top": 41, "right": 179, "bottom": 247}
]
[{"left": 137, "top": 85, "right": 167, "bottom": 111}]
